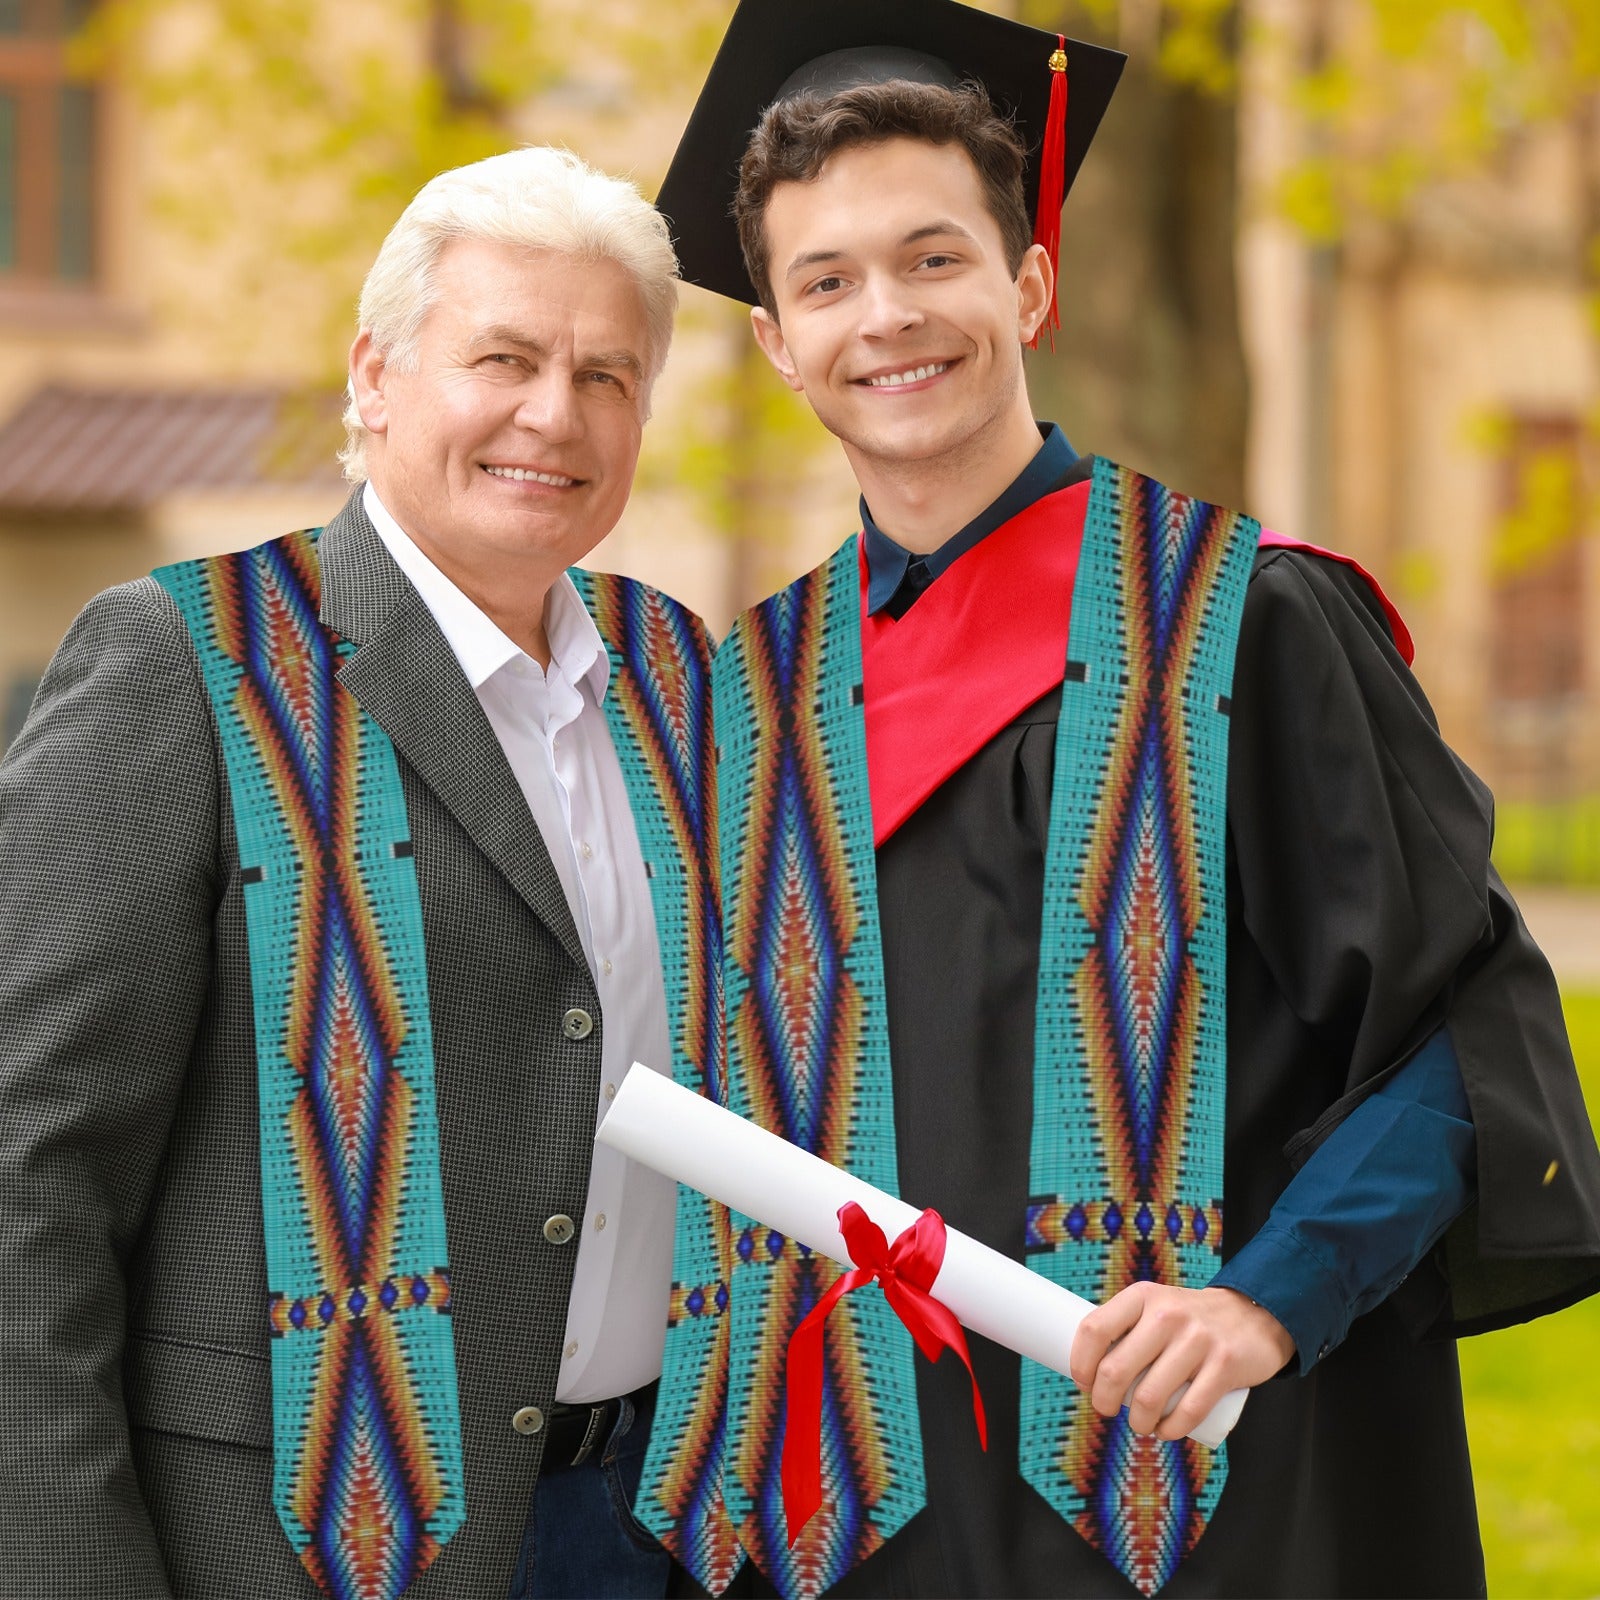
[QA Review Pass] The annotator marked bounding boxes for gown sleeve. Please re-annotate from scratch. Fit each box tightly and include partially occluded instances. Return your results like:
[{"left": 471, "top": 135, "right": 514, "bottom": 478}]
[{"left": 1226, "top": 548, "right": 1600, "bottom": 1337}]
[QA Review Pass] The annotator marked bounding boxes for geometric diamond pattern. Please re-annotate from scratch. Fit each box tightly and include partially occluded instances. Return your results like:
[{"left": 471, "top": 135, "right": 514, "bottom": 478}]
[
  {"left": 570, "top": 569, "right": 741, "bottom": 1594},
  {"left": 1023, "top": 461, "right": 1258, "bottom": 1596},
  {"left": 156, "top": 530, "right": 463, "bottom": 1600},
  {"left": 714, "top": 545, "right": 924, "bottom": 1600}
]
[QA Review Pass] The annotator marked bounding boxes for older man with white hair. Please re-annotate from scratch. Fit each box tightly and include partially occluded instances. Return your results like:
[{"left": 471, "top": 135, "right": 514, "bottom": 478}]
[{"left": 0, "top": 147, "right": 717, "bottom": 1600}]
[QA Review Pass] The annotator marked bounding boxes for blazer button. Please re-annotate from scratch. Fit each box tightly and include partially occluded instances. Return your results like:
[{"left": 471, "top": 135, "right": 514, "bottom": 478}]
[
  {"left": 512, "top": 1405, "right": 545, "bottom": 1436},
  {"left": 561, "top": 1007, "right": 594, "bottom": 1041},
  {"left": 544, "top": 1214, "right": 576, "bottom": 1245}
]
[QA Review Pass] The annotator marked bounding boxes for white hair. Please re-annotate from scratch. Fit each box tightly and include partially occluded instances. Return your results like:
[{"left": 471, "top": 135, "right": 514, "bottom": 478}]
[{"left": 340, "top": 145, "right": 679, "bottom": 482}]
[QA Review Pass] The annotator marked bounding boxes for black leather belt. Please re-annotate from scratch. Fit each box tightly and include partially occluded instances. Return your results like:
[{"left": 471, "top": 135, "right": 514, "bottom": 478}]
[{"left": 543, "top": 1380, "right": 658, "bottom": 1469}]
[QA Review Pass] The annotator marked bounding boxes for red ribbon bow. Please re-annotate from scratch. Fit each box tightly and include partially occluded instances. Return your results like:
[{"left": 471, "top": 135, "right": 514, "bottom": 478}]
[{"left": 781, "top": 1202, "right": 988, "bottom": 1544}]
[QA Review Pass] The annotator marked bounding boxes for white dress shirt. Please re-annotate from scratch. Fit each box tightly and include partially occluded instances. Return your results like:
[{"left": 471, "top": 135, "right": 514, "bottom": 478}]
[{"left": 364, "top": 483, "right": 677, "bottom": 1403}]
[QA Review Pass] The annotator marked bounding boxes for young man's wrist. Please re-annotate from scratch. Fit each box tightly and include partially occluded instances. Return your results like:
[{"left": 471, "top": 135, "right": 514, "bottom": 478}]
[{"left": 1210, "top": 1225, "right": 1350, "bottom": 1375}]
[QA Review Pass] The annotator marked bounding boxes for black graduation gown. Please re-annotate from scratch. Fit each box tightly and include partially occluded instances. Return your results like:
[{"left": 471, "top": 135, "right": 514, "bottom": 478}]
[{"left": 743, "top": 542, "right": 1600, "bottom": 1599}]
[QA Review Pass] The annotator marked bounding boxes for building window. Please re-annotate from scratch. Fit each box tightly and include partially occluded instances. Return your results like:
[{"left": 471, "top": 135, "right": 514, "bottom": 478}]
[
  {"left": 1486, "top": 412, "right": 1595, "bottom": 839},
  {"left": 1489, "top": 416, "right": 1588, "bottom": 707},
  {"left": 1486, "top": 414, "right": 1599, "bottom": 883},
  {"left": 0, "top": 0, "right": 97, "bottom": 284}
]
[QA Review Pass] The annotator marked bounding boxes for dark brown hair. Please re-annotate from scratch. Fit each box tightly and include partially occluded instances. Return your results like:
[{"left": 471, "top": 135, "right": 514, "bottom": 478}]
[{"left": 734, "top": 79, "right": 1032, "bottom": 315}]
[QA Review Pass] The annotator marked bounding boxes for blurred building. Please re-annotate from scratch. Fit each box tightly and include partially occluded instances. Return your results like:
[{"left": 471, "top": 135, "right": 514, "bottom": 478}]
[
  {"left": 0, "top": 0, "right": 852, "bottom": 748},
  {"left": 1239, "top": 0, "right": 1600, "bottom": 876},
  {"left": 0, "top": 0, "right": 351, "bottom": 743}
]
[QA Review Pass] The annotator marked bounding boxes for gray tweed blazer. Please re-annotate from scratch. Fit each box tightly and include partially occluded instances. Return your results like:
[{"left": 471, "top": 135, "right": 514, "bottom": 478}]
[{"left": 0, "top": 494, "right": 645, "bottom": 1597}]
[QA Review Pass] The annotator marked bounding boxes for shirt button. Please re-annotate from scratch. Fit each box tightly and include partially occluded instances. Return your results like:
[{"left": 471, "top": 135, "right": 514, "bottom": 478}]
[
  {"left": 581, "top": 841, "right": 594, "bottom": 859},
  {"left": 594, "top": 1213, "right": 607, "bottom": 1232},
  {"left": 603, "top": 1083, "right": 617, "bottom": 1101},
  {"left": 544, "top": 1214, "right": 576, "bottom": 1245},
  {"left": 601, "top": 959, "right": 613, "bottom": 976},
  {"left": 512, "top": 1405, "right": 545, "bottom": 1435},
  {"left": 561, "top": 1007, "right": 593, "bottom": 1041},
  {"left": 564, "top": 1341, "right": 579, "bottom": 1360}
]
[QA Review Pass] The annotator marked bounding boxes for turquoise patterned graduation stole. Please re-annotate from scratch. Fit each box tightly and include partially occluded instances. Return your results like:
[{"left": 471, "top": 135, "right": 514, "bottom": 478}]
[
  {"left": 712, "top": 460, "right": 1256, "bottom": 1599},
  {"left": 1021, "top": 460, "right": 1256, "bottom": 1594},
  {"left": 569, "top": 570, "right": 744, "bottom": 1593},
  {"left": 714, "top": 549, "right": 924, "bottom": 1599},
  {"left": 156, "top": 531, "right": 465, "bottom": 1600},
  {"left": 156, "top": 539, "right": 733, "bottom": 1600}
]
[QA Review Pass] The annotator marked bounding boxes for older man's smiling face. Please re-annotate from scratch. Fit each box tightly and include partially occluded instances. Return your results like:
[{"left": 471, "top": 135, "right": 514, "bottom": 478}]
[{"left": 355, "top": 236, "right": 652, "bottom": 592}]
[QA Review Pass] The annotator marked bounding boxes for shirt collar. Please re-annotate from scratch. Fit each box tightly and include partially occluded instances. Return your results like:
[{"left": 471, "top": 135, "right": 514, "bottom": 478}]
[
  {"left": 362, "top": 481, "right": 609, "bottom": 701},
  {"left": 543, "top": 569, "right": 611, "bottom": 704},
  {"left": 862, "top": 422, "right": 1078, "bottom": 616}
]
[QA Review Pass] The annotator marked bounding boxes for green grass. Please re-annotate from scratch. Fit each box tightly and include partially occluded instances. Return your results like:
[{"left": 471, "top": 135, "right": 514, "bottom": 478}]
[{"left": 1459, "top": 991, "right": 1600, "bottom": 1597}]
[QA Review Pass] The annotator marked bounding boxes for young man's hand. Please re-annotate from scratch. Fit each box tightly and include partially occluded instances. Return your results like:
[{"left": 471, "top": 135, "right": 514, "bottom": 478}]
[{"left": 1069, "top": 1284, "right": 1296, "bottom": 1442}]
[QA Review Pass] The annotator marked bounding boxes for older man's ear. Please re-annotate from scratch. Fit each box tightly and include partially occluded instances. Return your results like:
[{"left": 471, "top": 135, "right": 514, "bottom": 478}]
[{"left": 348, "top": 330, "right": 389, "bottom": 438}]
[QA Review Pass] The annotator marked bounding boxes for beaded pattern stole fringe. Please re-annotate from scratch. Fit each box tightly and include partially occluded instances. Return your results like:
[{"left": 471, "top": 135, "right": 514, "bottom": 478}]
[
  {"left": 714, "top": 549, "right": 924, "bottom": 1600},
  {"left": 1020, "top": 459, "right": 1257, "bottom": 1595},
  {"left": 156, "top": 530, "right": 465, "bottom": 1600},
  {"left": 569, "top": 570, "right": 743, "bottom": 1593}
]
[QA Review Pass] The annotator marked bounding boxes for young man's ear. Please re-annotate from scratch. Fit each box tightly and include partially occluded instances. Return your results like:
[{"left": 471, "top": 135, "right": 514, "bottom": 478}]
[
  {"left": 1015, "top": 243, "right": 1054, "bottom": 346},
  {"left": 348, "top": 330, "right": 390, "bottom": 436},
  {"left": 750, "top": 306, "right": 805, "bottom": 394}
]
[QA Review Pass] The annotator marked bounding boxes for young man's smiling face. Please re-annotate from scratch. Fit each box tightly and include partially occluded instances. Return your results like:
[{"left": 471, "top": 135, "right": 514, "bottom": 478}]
[
  {"left": 353, "top": 236, "right": 652, "bottom": 592},
  {"left": 751, "top": 136, "right": 1049, "bottom": 476}
]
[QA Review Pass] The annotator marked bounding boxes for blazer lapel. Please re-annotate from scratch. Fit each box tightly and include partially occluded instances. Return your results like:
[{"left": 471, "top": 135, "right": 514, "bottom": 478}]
[{"left": 316, "top": 492, "right": 589, "bottom": 974}]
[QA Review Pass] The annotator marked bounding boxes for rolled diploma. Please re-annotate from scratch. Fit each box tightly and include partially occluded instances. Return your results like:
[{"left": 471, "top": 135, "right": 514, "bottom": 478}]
[{"left": 598, "top": 1063, "right": 1245, "bottom": 1448}]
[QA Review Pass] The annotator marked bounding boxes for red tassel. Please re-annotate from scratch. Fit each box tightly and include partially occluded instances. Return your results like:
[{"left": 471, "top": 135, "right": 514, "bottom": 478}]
[{"left": 1029, "top": 37, "right": 1069, "bottom": 352}]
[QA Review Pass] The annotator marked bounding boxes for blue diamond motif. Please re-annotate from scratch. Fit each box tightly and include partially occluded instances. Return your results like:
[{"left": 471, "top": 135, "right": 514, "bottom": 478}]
[
  {"left": 1103, "top": 730, "right": 1183, "bottom": 1182},
  {"left": 751, "top": 765, "right": 844, "bottom": 1153}
]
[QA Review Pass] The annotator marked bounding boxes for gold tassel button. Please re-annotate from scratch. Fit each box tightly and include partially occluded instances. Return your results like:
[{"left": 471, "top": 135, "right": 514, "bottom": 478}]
[
  {"left": 1049, "top": 48, "right": 1068, "bottom": 72},
  {"left": 1543, "top": 1160, "right": 1560, "bottom": 1186}
]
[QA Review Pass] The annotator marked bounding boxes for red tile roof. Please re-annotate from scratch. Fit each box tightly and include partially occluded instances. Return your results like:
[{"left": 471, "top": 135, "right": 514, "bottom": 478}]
[{"left": 0, "top": 386, "right": 347, "bottom": 512}]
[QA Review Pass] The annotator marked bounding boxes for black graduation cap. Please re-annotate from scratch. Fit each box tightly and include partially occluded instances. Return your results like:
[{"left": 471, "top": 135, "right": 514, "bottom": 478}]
[{"left": 657, "top": 0, "right": 1127, "bottom": 315}]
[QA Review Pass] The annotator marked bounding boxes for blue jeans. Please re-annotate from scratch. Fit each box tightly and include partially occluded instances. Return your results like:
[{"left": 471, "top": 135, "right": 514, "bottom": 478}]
[{"left": 509, "top": 1385, "right": 672, "bottom": 1599}]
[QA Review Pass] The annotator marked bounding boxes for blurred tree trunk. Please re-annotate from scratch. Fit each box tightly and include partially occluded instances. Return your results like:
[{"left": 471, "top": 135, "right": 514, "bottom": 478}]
[
  {"left": 722, "top": 327, "right": 780, "bottom": 622},
  {"left": 1026, "top": 12, "right": 1250, "bottom": 509}
]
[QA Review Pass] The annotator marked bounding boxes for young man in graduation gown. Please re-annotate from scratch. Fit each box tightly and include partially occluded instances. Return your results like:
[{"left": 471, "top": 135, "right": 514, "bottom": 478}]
[{"left": 631, "top": 3, "right": 1600, "bottom": 1597}]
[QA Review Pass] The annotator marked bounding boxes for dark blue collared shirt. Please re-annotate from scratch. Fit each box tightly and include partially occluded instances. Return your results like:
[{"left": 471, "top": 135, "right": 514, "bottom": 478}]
[
  {"left": 863, "top": 423, "right": 1080, "bottom": 617},
  {"left": 860, "top": 420, "right": 1477, "bottom": 1369},
  {"left": 1213, "top": 1029, "right": 1474, "bottom": 1371}
]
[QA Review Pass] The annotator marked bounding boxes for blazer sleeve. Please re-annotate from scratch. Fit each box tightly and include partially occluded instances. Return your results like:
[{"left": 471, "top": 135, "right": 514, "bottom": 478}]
[{"left": 0, "top": 577, "right": 221, "bottom": 1597}]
